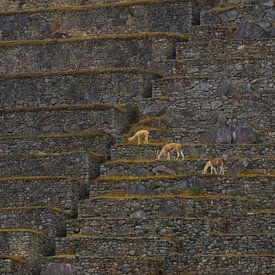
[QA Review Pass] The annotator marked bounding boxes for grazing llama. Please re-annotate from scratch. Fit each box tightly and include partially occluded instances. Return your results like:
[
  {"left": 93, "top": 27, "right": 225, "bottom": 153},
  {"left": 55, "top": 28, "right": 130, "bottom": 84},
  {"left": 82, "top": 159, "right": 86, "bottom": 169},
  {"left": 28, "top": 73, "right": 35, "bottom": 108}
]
[
  {"left": 157, "top": 143, "right": 184, "bottom": 160},
  {"left": 127, "top": 130, "right": 149, "bottom": 145},
  {"left": 202, "top": 157, "right": 225, "bottom": 175}
]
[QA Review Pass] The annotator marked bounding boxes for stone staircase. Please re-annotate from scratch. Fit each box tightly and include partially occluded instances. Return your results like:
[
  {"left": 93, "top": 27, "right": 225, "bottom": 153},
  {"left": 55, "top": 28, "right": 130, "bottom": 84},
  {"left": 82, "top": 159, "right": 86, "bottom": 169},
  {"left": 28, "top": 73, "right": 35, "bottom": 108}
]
[{"left": 0, "top": 0, "right": 274, "bottom": 274}]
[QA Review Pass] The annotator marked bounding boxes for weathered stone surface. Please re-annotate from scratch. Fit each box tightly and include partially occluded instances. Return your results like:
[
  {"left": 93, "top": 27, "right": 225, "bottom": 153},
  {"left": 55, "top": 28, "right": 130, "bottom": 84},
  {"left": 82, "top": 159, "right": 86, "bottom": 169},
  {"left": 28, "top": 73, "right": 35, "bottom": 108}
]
[
  {"left": 127, "top": 184, "right": 153, "bottom": 195},
  {"left": 180, "top": 176, "right": 204, "bottom": 189},
  {"left": 234, "top": 22, "right": 267, "bottom": 39},
  {"left": 232, "top": 127, "right": 260, "bottom": 144},
  {"left": 159, "top": 206, "right": 183, "bottom": 217},
  {"left": 41, "top": 263, "right": 72, "bottom": 275},
  {"left": 228, "top": 159, "right": 249, "bottom": 174},
  {"left": 152, "top": 165, "right": 177, "bottom": 175},
  {"left": 203, "top": 127, "right": 233, "bottom": 144}
]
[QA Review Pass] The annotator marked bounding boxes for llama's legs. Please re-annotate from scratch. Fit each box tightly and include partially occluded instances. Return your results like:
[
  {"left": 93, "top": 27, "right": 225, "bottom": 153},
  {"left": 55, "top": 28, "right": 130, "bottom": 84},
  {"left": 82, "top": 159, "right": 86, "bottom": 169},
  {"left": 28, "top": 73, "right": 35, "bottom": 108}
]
[
  {"left": 180, "top": 150, "right": 185, "bottom": 160},
  {"left": 213, "top": 167, "right": 218, "bottom": 174},
  {"left": 176, "top": 151, "right": 179, "bottom": 160},
  {"left": 167, "top": 152, "right": 171, "bottom": 160},
  {"left": 145, "top": 135, "right": 148, "bottom": 144},
  {"left": 137, "top": 137, "right": 140, "bottom": 145}
]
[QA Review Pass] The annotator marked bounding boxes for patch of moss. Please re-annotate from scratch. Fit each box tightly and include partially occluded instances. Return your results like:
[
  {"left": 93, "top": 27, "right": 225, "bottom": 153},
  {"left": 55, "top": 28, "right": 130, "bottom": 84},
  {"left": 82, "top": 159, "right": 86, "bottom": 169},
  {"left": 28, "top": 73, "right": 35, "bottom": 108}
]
[
  {"left": 0, "top": 255, "right": 27, "bottom": 262},
  {"left": 0, "top": 175, "right": 73, "bottom": 182},
  {"left": 0, "top": 67, "right": 164, "bottom": 80}
]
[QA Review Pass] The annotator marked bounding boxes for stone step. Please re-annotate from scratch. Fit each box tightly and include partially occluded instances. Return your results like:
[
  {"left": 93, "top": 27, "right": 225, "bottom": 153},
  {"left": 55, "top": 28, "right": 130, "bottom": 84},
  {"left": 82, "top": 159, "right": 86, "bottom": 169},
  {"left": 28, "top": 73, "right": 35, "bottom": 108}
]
[
  {"left": 201, "top": 3, "right": 273, "bottom": 34},
  {"left": 0, "top": 104, "right": 130, "bottom": 138},
  {"left": 176, "top": 38, "right": 274, "bottom": 60},
  {"left": 0, "top": 33, "right": 184, "bottom": 74},
  {"left": 90, "top": 174, "right": 274, "bottom": 208},
  {"left": 42, "top": 253, "right": 275, "bottom": 274},
  {"left": 0, "top": 256, "right": 37, "bottom": 275},
  {"left": 55, "top": 236, "right": 183, "bottom": 257},
  {"left": 0, "top": 207, "right": 67, "bottom": 238},
  {"left": 0, "top": 68, "right": 159, "bottom": 108},
  {"left": 0, "top": 176, "right": 86, "bottom": 216},
  {"left": 0, "top": 0, "right": 122, "bottom": 11},
  {"left": 0, "top": 131, "right": 113, "bottom": 155},
  {"left": 55, "top": 233, "right": 273, "bottom": 256},
  {"left": 100, "top": 158, "right": 275, "bottom": 177},
  {"left": 42, "top": 255, "right": 167, "bottom": 275},
  {"left": 110, "top": 143, "right": 274, "bottom": 160},
  {"left": 0, "top": 0, "right": 191, "bottom": 40},
  {"left": 66, "top": 217, "right": 210, "bottom": 237},
  {"left": 0, "top": 151, "right": 103, "bottom": 181},
  {"left": 212, "top": 210, "right": 275, "bottom": 234},
  {"left": 78, "top": 195, "right": 245, "bottom": 219},
  {"left": 163, "top": 254, "right": 275, "bottom": 274},
  {"left": 152, "top": 75, "right": 274, "bottom": 98},
  {"left": 175, "top": 56, "right": 273, "bottom": 77},
  {"left": 0, "top": 229, "right": 54, "bottom": 257}
]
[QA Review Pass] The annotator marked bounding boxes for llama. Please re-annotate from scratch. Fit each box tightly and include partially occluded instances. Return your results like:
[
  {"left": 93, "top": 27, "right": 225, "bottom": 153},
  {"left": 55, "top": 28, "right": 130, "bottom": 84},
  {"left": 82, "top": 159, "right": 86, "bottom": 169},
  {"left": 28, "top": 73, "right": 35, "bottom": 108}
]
[
  {"left": 127, "top": 130, "right": 149, "bottom": 145},
  {"left": 202, "top": 157, "right": 225, "bottom": 175},
  {"left": 157, "top": 143, "right": 184, "bottom": 160}
]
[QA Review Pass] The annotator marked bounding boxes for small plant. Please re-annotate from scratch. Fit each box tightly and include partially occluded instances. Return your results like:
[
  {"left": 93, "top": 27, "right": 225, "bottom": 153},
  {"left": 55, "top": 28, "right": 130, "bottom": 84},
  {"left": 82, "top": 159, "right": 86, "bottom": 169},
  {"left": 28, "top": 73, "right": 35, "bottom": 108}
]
[{"left": 189, "top": 186, "right": 204, "bottom": 196}]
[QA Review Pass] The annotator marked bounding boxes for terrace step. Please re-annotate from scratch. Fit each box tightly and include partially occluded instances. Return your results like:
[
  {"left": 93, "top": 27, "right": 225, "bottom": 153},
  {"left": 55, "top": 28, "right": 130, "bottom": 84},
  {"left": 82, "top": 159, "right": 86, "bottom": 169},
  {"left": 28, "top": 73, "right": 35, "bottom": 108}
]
[
  {"left": 212, "top": 210, "right": 275, "bottom": 234},
  {"left": 55, "top": 233, "right": 273, "bottom": 256},
  {"left": 90, "top": 174, "right": 274, "bottom": 208},
  {"left": 0, "top": 151, "right": 103, "bottom": 181},
  {"left": 0, "top": 229, "right": 54, "bottom": 257},
  {"left": 0, "top": 33, "right": 184, "bottom": 74},
  {"left": 78, "top": 195, "right": 245, "bottom": 219},
  {"left": 54, "top": 236, "right": 187, "bottom": 257},
  {"left": 0, "top": 256, "right": 37, "bottom": 275},
  {"left": 176, "top": 38, "right": 274, "bottom": 60},
  {"left": 152, "top": 75, "right": 274, "bottom": 98},
  {"left": 175, "top": 56, "right": 273, "bottom": 77},
  {"left": 110, "top": 143, "right": 275, "bottom": 160},
  {"left": 42, "top": 253, "right": 275, "bottom": 274},
  {"left": 66, "top": 217, "right": 210, "bottom": 237},
  {"left": 0, "top": 0, "right": 191, "bottom": 40},
  {"left": 100, "top": 158, "right": 275, "bottom": 177},
  {"left": 0, "top": 104, "right": 130, "bottom": 138},
  {"left": 43, "top": 255, "right": 168, "bottom": 275},
  {"left": 0, "top": 68, "right": 160, "bottom": 108},
  {"left": 0, "top": 207, "right": 67, "bottom": 238},
  {"left": 0, "top": 177, "right": 86, "bottom": 216},
  {"left": 0, "top": 131, "right": 113, "bottom": 155}
]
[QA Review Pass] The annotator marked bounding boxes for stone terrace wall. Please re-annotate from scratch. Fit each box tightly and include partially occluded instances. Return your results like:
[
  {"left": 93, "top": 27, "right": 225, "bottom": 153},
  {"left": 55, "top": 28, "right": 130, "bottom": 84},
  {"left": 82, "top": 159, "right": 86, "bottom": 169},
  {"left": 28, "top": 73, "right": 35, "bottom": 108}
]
[
  {"left": 0, "top": 178, "right": 86, "bottom": 216},
  {"left": 0, "top": 152, "right": 103, "bottom": 181},
  {"left": 0, "top": 70, "right": 157, "bottom": 107},
  {"left": 0, "top": 36, "right": 181, "bottom": 74},
  {"left": 0, "top": 106, "right": 130, "bottom": 137},
  {"left": 0, "top": 258, "right": 32, "bottom": 275},
  {"left": 0, "top": 231, "right": 53, "bottom": 256},
  {"left": 201, "top": 3, "right": 273, "bottom": 34},
  {"left": 0, "top": 1, "right": 192, "bottom": 40},
  {"left": 0, "top": 208, "right": 67, "bottom": 237},
  {"left": 0, "top": 132, "right": 113, "bottom": 154}
]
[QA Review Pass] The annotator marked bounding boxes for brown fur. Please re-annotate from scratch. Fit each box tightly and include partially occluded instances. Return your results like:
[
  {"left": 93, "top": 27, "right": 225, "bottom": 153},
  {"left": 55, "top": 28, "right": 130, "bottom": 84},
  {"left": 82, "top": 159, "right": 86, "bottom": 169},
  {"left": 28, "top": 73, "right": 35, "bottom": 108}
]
[
  {"left": 157, "top": 143, "right": 184, "bottom": 160},
  {"left": 202, "top": 157, "right": 225, "bottom": 175},
  {"left": 127, "top": 130, "right": 149, "bottom": 145}
]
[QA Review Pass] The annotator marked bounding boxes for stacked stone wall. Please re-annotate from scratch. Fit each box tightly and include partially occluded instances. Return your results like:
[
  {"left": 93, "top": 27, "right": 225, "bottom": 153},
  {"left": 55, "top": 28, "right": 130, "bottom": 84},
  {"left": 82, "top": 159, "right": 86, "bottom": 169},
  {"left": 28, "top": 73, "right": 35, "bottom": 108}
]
[
  {"left": 0, "top": 1, "right": 192, "bottom": 40},
  {"left": 0, "top": 178, "right": 86, "bottom": 216}
]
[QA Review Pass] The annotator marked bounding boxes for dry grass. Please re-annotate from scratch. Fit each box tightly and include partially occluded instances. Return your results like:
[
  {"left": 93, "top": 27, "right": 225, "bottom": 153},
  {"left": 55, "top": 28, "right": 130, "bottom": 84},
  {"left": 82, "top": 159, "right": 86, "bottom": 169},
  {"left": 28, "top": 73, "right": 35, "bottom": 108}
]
[
  {"left": 0, "top": 205, "right": 66, "bottom": 213},
  {"left": 205, "top": 3, "right": 257, "bottom": 15},
  {"left": 0, "top": 228, "right": 48, "bottom": 238},
  {"left": 212, "top": 253, "right": 275, "bottom": 258},
  {"left": 0, "top": 175, "right": 74, "bottom": 182},
  {"left": 94, "top": 172, "right": 275, "bottom": 183},
  {"left": 210, "top": 232, "right": 274, "bottom": 237},
  {"left": 0, "top": 255, "right": 27, "bottom": 262},
  {"left": 0, "top": 103, "right": 127, "bottom": 113},
  {"left": 0, "top": 0, "right": 191, "bottom": 16},
  {"left": 0, "top": 131, "right": 112, "bottom": 141},
  {"left": 50, "top": 254, "right": 76, "bottom": 260},
  {"left": 0, "top": 32, "right": 189, "bottom": 48},
  {"left": 0, "top": 150, "right": 105, "bottom": 159},
  {"left": 0, "top": 67, "right": 165, "bottom": 80},
  {"left": 90, "top": 192, "right": 239, "bottom": 200},
  {"left": 247, "top": 209, "right": 275, "bottom": 215}
]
